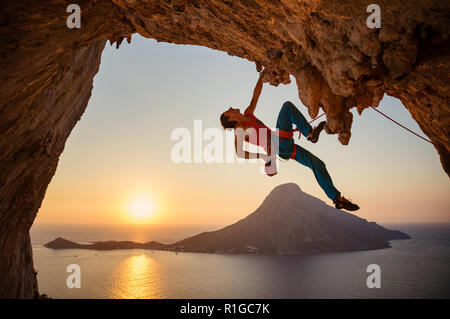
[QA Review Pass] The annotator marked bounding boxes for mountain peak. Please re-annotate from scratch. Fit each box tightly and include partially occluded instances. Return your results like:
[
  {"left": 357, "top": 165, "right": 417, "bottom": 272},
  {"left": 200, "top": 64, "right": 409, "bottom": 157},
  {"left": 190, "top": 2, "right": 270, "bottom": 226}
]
[
  {"left": 171, "top": 184, "right": 409, "bottom": 254},
  {"left": 263, "top": 183, "right": 304, "bottom": 204},
  {"left": 260, "top": 183, "right": 325, "bottom": 216},
  {"left": 271, "top": 183, "right": 302, "bottom": 194}
]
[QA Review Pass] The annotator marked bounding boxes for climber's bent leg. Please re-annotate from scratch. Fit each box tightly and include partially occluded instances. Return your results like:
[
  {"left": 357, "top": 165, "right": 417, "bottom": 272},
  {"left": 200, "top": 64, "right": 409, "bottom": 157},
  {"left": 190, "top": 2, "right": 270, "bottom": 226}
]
[
  {"left": 291, "top": 144, "right": 341, "bottom": 201},
  {"left": 276, "top": 101, "right": 312, "bottom": 137}
]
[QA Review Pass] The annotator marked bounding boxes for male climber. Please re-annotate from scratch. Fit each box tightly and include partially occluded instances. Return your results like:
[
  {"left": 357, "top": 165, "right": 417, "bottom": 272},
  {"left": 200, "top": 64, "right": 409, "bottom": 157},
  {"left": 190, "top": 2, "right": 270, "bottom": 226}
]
[{"left": 220, "top": 73, "right": 359, "bottom": 211}]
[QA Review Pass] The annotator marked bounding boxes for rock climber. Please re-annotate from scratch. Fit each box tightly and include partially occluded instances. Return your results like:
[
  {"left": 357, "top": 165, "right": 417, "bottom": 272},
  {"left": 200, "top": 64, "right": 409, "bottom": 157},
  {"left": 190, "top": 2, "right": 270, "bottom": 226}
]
[{"left": 220, "top": 73, "right": 359, "bottom": 211}]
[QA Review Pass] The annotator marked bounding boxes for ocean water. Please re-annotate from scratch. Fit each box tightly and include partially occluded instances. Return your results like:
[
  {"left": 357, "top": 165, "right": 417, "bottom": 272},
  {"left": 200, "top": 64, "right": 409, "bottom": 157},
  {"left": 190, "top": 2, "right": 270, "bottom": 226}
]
[{"left": 31, "top": 223, "right": 450, "bottom": 299}]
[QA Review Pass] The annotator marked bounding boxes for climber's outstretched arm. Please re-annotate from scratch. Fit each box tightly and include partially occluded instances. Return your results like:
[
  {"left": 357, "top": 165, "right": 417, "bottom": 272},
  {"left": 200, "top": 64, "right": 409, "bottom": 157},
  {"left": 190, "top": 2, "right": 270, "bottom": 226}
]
[{"left": 244, "top": 74, "right": 263, "bottom": 116}]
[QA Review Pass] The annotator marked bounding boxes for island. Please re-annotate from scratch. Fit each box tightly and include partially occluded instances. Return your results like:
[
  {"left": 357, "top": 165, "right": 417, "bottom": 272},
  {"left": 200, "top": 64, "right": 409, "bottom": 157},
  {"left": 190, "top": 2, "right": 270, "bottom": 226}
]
[{"left": 45, "top": 183, "right": 409, "bottom": 255}]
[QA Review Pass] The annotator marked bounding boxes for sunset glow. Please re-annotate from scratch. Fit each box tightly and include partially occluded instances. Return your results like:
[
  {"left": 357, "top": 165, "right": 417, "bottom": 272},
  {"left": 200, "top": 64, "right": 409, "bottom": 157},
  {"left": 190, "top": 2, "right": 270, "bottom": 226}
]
[
  {"left": 127, "top": 196, "right": 155, "bottom": 223},
  {"left": 33, "top": 36, "right": 450, "bottom": 227}
]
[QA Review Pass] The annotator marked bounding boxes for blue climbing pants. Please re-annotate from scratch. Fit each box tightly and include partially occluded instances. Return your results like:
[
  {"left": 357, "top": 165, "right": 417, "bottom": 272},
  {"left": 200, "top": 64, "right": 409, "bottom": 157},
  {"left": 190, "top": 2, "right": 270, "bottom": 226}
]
[{"left": 275, "top": 101, "right": 341, "bottom": 201}]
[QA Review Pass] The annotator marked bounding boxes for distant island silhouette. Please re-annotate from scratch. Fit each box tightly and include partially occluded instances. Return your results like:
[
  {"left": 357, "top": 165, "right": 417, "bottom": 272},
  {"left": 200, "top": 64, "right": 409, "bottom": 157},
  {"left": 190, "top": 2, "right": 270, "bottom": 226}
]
[{"left": 45, "top": 183, "right": 409, "bottom": 254}]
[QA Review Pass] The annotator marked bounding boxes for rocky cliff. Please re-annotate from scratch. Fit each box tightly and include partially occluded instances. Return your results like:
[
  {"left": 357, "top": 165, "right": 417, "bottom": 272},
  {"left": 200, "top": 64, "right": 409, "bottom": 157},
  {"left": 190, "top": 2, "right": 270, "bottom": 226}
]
[{"left": 0, "top": 0, "right": 448, "bottom": 298}]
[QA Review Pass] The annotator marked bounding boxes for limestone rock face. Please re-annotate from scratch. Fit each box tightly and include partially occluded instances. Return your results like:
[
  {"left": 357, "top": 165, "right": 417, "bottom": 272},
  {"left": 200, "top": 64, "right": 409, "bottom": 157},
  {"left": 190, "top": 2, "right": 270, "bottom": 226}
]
[{"left": 0, "top": 0, "right": 448, "bottom": 297}]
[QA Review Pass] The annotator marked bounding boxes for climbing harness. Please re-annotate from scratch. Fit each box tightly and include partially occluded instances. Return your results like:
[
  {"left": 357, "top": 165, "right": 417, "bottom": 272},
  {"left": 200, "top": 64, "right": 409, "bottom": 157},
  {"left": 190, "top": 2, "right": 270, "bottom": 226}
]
[
  {"left": 276, "top": 112, "right": 325, "bottom": 139},
  {"left": 275, "top": 112, "right": 326, "bottom": 161}
]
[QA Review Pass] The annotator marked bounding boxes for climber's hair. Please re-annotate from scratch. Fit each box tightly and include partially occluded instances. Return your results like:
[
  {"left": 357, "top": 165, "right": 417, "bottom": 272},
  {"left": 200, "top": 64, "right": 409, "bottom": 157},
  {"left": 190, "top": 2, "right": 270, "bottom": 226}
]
[{"left": 220, "top": 113, "right": 237, "bottom": 129}]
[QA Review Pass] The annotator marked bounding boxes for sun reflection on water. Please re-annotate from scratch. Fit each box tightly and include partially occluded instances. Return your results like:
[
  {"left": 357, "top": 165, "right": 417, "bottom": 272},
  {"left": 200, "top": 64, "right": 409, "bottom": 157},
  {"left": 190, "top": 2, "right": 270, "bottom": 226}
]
[{"left": 110, "top": 253, "right": 161, "bottom": 299}]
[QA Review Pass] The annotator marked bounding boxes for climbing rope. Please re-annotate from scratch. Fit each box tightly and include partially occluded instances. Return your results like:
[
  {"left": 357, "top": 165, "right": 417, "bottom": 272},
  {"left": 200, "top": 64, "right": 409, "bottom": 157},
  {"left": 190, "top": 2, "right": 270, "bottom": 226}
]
[
  {"left": 290, "top": 112, "right": 326, "bottom": 135},
  {"left": 276, "top": 105, "right": 434, "bottom": 163},
  {"left": 290, "top": 106, "right": 434, "bottom": 145},
  {"left": 308, "top": 112, "right": 326, "bottom": 124},
  {"left": 369, "top": 106, "right": 434, "bottom": 145}
]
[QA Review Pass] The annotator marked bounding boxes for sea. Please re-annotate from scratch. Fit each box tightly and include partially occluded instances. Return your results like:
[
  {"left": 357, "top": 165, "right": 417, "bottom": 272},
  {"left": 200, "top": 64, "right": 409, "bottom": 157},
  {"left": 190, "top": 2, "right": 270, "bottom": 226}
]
[{"left": 30, "top": 223, "right": 450, "bottom": 299}]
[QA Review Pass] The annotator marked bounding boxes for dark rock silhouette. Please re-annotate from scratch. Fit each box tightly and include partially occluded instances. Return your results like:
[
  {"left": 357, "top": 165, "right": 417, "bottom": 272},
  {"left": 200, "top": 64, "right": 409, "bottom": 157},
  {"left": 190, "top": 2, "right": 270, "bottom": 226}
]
[
  {"left": 45, "top": 184, "right": 409, "bottom": 255},
  {"left": 167, "top": 184, "right": 409, "bottom": 254}
]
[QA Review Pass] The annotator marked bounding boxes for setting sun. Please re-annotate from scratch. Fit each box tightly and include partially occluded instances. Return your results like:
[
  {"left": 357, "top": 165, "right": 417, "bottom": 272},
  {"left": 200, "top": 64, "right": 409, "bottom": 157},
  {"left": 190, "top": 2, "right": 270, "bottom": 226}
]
[{"left": 127, "top": 196, "right": 155, "bottom": 222}]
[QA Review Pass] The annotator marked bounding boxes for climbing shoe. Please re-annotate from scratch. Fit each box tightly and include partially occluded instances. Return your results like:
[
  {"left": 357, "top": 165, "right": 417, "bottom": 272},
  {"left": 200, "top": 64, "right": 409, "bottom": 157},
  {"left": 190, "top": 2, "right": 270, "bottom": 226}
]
[
  {"left": 307, "top": 121, "right": 326, "bottom": 143},
  {"left": 334, "top": 196, "right": 360, "bottom": 211}
]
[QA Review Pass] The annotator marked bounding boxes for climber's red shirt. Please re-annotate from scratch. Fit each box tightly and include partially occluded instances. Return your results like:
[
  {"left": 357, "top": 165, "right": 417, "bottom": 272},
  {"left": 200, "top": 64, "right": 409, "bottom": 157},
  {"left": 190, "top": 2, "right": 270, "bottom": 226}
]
[{"left": 239, "top": 112, "right": 272, "bottom": 154}]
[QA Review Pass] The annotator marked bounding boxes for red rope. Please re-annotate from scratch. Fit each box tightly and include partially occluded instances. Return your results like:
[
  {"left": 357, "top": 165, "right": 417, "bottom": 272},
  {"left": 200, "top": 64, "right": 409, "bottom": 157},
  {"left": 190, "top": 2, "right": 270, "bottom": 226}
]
[
  {"left": 308, "top": 112, "right": 326, "bottom": 124},
  {"left": 369, "top": 106, "right": 435, "bottom": 145},
  {"left": 292, "top": 112, "right": 326, "bottom": 134},
  {"left": 292, "top": 108, "right": 434, "bottom": 146}
]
